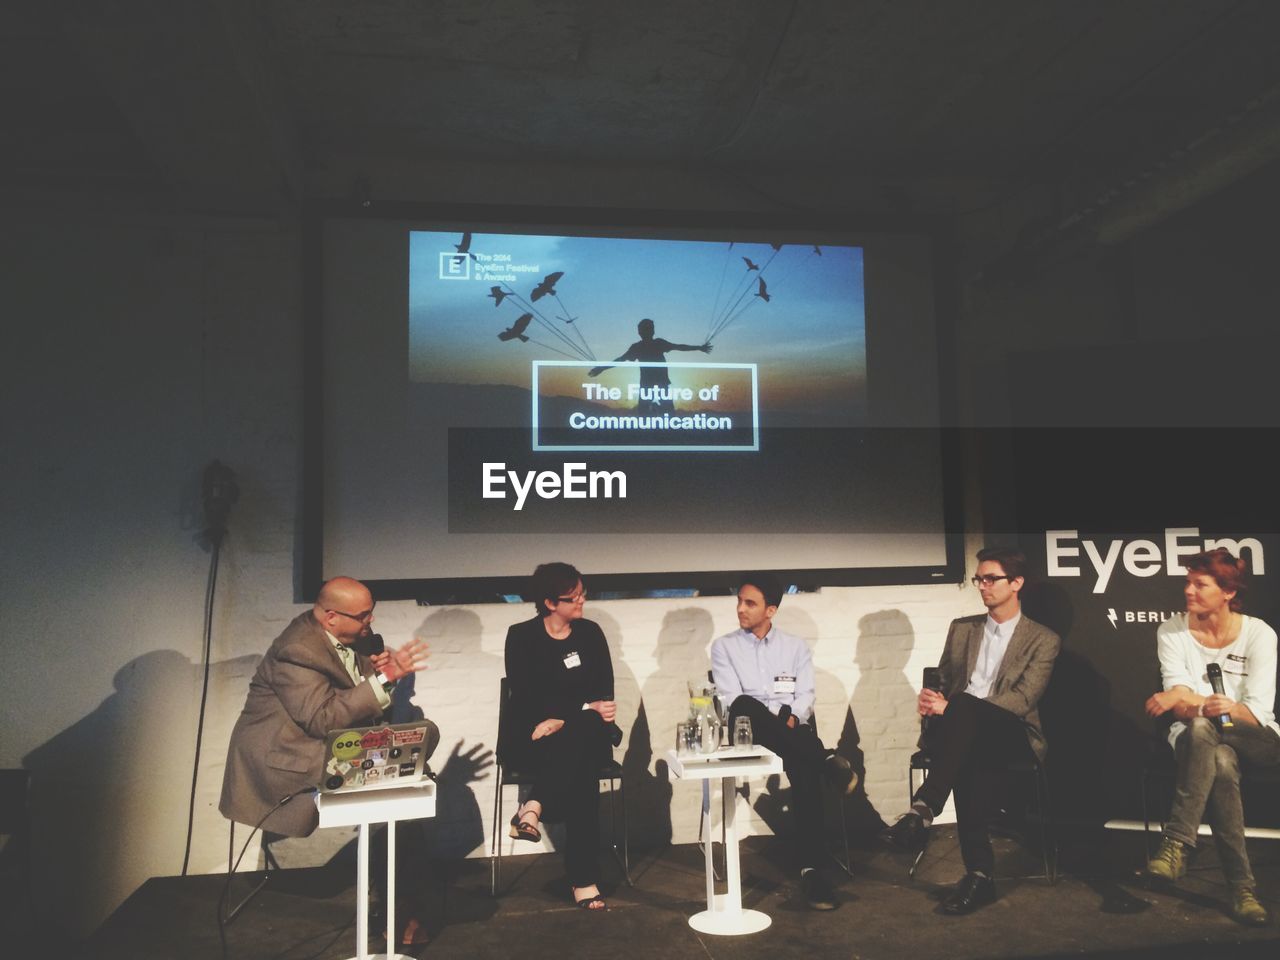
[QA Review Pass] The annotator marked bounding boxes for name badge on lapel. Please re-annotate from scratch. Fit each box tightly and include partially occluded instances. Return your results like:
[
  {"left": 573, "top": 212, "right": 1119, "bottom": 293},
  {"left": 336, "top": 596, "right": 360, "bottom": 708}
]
[
  {"left": 563, "top": 651, "right": 582, "bottom": 669},
  {"left": 773, "top": 674, "right": 796, "bottom": 695}
]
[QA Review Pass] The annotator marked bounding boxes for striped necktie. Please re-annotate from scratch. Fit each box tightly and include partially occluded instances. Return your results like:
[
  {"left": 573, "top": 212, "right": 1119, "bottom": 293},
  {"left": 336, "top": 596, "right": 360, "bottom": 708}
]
[{"left": 333, "top": 642, "right": 362, "bottom": 685}]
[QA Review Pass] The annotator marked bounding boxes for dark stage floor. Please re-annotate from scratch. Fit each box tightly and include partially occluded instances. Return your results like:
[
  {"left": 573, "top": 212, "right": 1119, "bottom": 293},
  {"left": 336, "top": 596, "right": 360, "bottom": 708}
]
[{"left": 78, "top": 828, "right": 1278, "bottom": 960}]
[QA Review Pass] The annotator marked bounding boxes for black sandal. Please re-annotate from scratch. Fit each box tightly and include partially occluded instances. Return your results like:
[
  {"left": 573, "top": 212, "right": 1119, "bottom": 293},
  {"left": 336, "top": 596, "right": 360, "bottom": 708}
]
[
  {"left": 572, "top": 887, "right": 608, "bottom": 911},
  {"left": 509, "top": 810, "right": 541, "bottom": 842}
]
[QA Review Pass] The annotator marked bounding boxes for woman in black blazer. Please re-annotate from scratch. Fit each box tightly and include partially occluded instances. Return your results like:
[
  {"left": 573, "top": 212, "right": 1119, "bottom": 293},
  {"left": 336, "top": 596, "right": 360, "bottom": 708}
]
[{"left": 503, "top": 562, "right": 618, "bottom": 910}]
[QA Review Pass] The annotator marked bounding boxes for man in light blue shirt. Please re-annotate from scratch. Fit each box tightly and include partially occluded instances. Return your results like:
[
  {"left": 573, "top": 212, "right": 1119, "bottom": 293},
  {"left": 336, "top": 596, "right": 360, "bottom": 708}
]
[{"left": 710, "top": 573, "right": 856, "bottom": 911}]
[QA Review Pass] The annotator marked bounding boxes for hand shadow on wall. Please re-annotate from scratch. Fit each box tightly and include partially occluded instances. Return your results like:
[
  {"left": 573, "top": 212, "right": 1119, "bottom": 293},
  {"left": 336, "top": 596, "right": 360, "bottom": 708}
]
[{"left": 410, "top": 607, "right": 497, "bottom": 862}]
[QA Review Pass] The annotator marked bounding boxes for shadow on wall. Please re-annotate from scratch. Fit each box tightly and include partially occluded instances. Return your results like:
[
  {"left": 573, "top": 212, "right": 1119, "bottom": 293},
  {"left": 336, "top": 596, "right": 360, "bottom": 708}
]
[
  {"left": 412, "top": 607, "right": 496, "bottom": 860},
  {"left": 590, "top": 608, "right": 657, "bottom": 852},
  {"left": 848, "top": 609, "right": 917, "bottom": 838},
  {"left": 23, "top": 649, "right": 261, "bottom": 939}
]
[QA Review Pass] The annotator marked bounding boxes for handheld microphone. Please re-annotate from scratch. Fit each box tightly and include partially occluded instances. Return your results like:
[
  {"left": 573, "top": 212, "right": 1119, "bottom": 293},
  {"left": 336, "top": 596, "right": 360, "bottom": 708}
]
[
  {"left": 351, "top": 632, "right": 385, "bottom": 658},
  {"left": 1206, "top": 663, "right": 1234, "bottom": 728},
  {"left": 778, "top": 704, "right": 793, "bottom": 727},
  {"left": 922, "top": 667, "right": 943, "bottom": 735}
]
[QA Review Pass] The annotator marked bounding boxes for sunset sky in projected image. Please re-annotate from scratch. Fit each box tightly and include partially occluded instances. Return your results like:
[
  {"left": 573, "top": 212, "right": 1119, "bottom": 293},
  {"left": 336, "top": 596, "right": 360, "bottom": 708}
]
[{"left": 408, "top": 230, "right": 865, "bottom": 418}]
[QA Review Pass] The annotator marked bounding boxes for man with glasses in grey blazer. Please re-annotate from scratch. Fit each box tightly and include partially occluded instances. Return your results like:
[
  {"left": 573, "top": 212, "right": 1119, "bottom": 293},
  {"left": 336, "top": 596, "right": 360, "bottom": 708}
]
[{"left": 881, "top": 546, "right": 1060, "bottom": 915}]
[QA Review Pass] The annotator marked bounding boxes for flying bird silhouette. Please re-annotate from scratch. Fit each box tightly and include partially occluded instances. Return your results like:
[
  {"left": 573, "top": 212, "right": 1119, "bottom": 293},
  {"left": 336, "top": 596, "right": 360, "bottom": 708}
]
[
  {"left": 755, "top": 278, "right": 770, "bottom": 303},
  {"left": 488, "top": 286, "right": 509, "bottom": 307},
  {"left": 450, "top": 231, "right": 477, "bottom": 267},
  {"left": 497, "top": 312, "right": 533, "bottom": 342},
  {"left": 530, "top": 271, "right": 564, "bottom": 301},
  {"left": 742, "top": 256, "right": 760, "bottom": 271}
]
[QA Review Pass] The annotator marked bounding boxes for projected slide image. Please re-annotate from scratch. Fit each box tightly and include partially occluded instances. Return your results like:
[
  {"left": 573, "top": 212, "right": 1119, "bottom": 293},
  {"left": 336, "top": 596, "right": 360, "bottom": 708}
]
[
  {"left": 322, "top": 217, "right": 949, "bottom": 585},
  {"left": 409, "top": 230, "right": 866, "bottom": 434}
]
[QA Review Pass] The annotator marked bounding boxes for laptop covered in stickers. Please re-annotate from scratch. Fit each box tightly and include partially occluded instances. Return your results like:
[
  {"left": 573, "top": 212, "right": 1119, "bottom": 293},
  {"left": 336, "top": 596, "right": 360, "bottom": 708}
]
[{"left": 319, "top": 721, "right": 435, "bottom": 795}]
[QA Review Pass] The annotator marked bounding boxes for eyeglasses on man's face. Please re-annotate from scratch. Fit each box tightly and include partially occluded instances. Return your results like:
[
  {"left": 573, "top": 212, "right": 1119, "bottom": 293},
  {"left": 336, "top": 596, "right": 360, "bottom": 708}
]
[
  {"left": 970, "top": 574, "right": 1010, "bottom": 587},
  {"left": 328, "top": 605, "right": 375, "bottom": 623},
  {"left": 556, "top": 592, "right": 586, "bottom": 605}
]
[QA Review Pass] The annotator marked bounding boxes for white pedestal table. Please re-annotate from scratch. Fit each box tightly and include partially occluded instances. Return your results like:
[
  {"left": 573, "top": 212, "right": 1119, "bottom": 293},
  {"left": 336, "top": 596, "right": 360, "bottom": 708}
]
[
  {"left": 666, "top": 745, "right": 783, "bottom": 935},
  {"left": 317, "top": 780, "right": 437, "bottom": 960}
]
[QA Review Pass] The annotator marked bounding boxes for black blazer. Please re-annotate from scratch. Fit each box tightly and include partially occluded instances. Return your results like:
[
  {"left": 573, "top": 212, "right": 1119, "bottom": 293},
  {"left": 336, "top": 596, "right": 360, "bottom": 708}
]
[{"left": 502, "top": 616, "right": 616, "bottom": 764}]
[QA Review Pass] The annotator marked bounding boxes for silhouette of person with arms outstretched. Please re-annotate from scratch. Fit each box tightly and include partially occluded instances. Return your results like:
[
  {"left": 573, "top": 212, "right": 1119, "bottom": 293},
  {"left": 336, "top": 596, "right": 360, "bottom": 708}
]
[{"left": 588, "top": 318, "right": 711, "bottom": 412}]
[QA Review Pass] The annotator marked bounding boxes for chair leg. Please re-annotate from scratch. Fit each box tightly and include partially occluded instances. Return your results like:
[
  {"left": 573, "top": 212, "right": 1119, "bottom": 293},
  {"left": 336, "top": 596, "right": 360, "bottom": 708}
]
[
  {"left": 608, "top": 777, "right": 632, "bottom": 886},
  {"left": 621, "top": 779, "right": 631, "bottom": 885},
  {"left": 906, "top": 763, "right": 926, "bottom": 880},
  {"left": 223, "top": 821, "right": 270, "bottom": 924},
  {"left": 825, "top": 781, "right": 854, "bottom": 876},
  {"left": 1034, "top": 766, "right": 1055, "bottom": 884},
  {"left": 1141, "top": 768, "right": 1152, "bottom": 862},
  {"left": 490, "top": 768, "right": 504, "bottom": 897},
  {"left": 909, "top": 844, "right": 927, "bottom": 880}
]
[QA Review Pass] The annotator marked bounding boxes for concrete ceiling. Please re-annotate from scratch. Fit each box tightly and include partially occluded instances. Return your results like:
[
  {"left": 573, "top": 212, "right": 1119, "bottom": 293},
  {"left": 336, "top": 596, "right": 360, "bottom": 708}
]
[{"left": 7, "top": 1, "right": 1280, "bottom": 230}]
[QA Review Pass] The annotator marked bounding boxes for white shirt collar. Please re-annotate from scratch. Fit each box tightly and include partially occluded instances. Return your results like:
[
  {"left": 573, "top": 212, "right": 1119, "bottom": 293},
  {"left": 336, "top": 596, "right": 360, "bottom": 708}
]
[{"left": 985, "top": 611, "right": 1021, "bottom": 639}]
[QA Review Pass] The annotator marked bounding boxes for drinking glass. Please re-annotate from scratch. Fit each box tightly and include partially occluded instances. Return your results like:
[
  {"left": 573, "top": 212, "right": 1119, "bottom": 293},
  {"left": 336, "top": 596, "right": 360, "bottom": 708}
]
[
  {"left": 676, "top": 721, "right": 695, "bottom": 756},
  {"left": 701, "top": 716, "right": 722, "bottom": 753},
  {"left": 733, "top": 716, "right": 753, "bottom": 748}
]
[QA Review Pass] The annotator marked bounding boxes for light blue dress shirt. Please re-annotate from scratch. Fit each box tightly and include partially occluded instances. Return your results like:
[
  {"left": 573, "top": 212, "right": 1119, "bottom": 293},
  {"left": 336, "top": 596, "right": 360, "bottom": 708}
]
[{"left": 710, "top": 625, "right": 816, "bottom": 723}]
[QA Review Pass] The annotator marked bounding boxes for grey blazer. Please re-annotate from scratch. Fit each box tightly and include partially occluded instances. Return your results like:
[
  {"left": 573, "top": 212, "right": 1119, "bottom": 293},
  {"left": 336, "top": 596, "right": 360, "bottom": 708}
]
[
  {"left": 936, "top": 612, "right": 1060, "bottom": 763},
  {"left": 219, "top": 611, "right": 385, "bottom": 837}
]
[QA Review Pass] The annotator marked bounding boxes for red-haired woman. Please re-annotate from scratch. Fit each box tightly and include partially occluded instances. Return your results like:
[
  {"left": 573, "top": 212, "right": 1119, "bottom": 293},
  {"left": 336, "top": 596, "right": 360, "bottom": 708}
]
[{"left": 1143, "top": 548, "right": 1279, "bottom": 925}]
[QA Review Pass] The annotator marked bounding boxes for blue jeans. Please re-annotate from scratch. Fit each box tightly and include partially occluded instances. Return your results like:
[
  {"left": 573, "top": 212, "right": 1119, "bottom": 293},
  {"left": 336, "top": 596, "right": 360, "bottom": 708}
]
[{"left": 1166, "top": 717, "right": 1280, "bottom": 885}]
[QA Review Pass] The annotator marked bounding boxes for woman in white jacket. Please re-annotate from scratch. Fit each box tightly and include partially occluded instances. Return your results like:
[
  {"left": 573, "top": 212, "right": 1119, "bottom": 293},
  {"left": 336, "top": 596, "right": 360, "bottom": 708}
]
[{"left": 1143, "top": 547, "right": 1279, "bottom": 926}]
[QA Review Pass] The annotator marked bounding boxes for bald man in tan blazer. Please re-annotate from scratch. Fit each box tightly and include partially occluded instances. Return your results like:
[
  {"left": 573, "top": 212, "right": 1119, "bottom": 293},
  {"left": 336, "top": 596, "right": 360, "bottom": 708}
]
[{"left": 219, "top": 577, "right": 433, "bottom": 837}]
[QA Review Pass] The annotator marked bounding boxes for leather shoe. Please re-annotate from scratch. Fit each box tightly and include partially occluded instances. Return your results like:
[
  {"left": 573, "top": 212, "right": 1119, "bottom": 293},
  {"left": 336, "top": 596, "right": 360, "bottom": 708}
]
[
  {"left": 940, "top": 872, "right": 996, "bottom": 915},
  {"left": 379, "top": 914, "right": 430, "bottom": 946},
  {"left": 880, "top": 812, "right": 929, "bottom": 858},
  {"left": 823, "top": 752, "right": 858, "bottom": 795},
  {"left": 800, "top": 868, "right": 838, "bottom": 911}
]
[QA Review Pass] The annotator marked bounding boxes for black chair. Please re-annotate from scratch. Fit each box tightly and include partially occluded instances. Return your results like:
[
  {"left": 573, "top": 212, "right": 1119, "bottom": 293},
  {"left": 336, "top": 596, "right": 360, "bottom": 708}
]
[
  {"left": 489, "top": 676, "right": 630, "bottom": 895},
  {"left": 907, "top": 749, "right": 1058, "bottom": 883}
]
